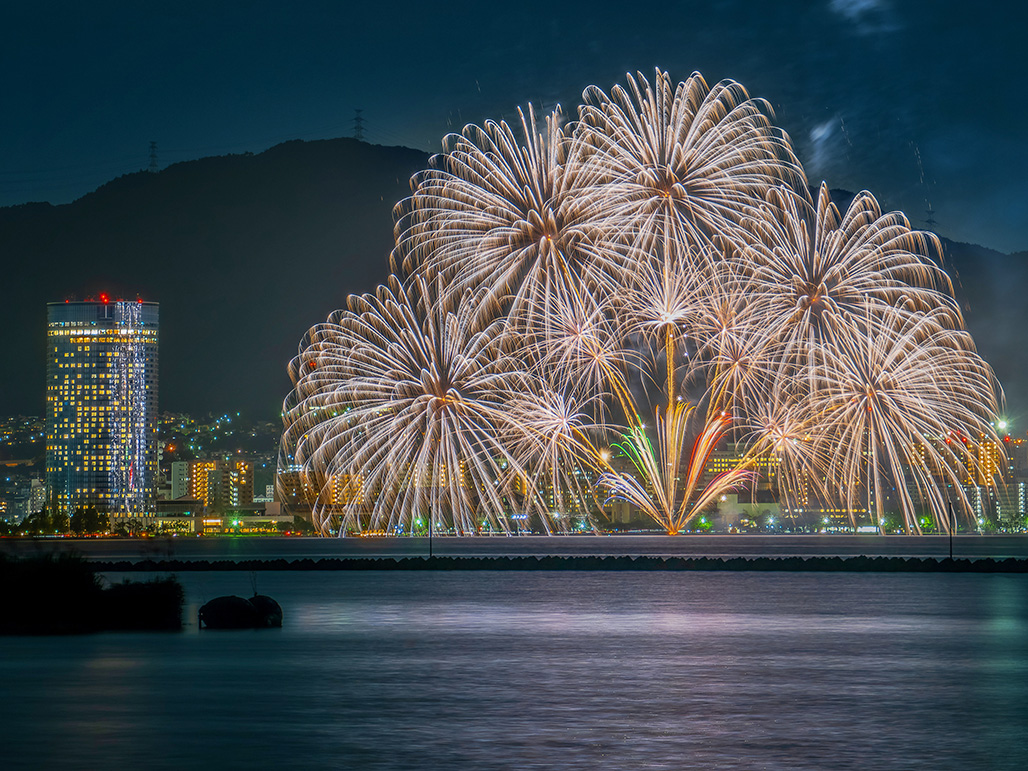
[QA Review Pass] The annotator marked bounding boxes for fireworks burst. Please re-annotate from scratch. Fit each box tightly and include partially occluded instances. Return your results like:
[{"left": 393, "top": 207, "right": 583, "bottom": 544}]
[
  {"left": 283, "top": 276, "right": 546, "bottom": 535},
  {"left": 578, "top": 69, "right": 804, "bottom": 260},
  {"left": 735, "top": 183, "right": 959, "bottom": 393},
  {"left": 813, "top": 302, "right": 1000, "bottom": 533},
  {"left": 282, "top": 68, "right": 1003, "bottom": 536},
  {"left": 599, "top": 403, "right": 755, "bottom": 536}
]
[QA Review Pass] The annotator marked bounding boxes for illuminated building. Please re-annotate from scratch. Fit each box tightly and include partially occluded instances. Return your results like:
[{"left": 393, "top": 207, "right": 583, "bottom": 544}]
[
  {"left": 170, "top": 460, "right": 191, "bottom": 500},
  {"left": 223, "top": 460, "right": 253, "bottom": 510},
  {"left": 703, "top": 442, "right": 871, "bottom": 527},
  {"left": 171, "top": 458, "right": 254, "bottom": 512},
  {"left": 702, "top": 443, "right": 779, "bottom": 487},
  {"left": 45, "top": 298, "right": 159, "bottom": 519},
  {"left": 994, "top": 482, "right": 1025, "bottom": 524},
  {"left": 328, "top": 472, "right": 365, "bottom": 507},
  {"left": 1004, "top": 438, "right": 1028, "bottom": 479},
  {"left": 977, "top": 439, "right": 1002, "bottom": 484},
  {"left": 185, "top": 460, "right": 217, "bottom": 504}
]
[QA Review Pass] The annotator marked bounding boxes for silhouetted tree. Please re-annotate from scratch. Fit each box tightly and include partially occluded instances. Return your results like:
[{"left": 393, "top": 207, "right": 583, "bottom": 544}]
[
  {"left": 70, "top": 506, "right": 111, "bottom": 535},
  {"left": 279, "top": 515, "right": 315, "bottom": 535},
  {"left": 20, "top": 508, "right": 53, "bottom": 535},
  {"left": 113, "top": 517, "right": 150, "bottom": 537},
  {"left": 52, "top": 509, "right": 69, "bottom": 534}
]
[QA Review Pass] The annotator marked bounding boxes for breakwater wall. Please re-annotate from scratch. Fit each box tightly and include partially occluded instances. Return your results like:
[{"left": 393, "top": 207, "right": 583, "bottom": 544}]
[{"left": 97, "top": 555, "right": 1028, "bottom": 573}]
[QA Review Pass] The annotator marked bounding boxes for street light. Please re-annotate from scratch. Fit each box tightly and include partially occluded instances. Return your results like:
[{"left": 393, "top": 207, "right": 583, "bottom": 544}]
[{"left": 947, "top": 499, "right": 955, "bottom": 560}]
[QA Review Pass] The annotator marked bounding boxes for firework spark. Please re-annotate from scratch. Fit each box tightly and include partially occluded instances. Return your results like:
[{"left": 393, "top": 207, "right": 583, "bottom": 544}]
[{"left": 393, "top": 104, "right": 613, "bottom": 340}]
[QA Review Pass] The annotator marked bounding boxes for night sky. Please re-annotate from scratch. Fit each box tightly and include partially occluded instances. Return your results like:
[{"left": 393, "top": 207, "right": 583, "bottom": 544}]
[
  {"left": 2, "top": 1, "right": 1026, "bottom": 419},
  {"left": 3, "top": 1, "right": 1025, "bottom": 252}
]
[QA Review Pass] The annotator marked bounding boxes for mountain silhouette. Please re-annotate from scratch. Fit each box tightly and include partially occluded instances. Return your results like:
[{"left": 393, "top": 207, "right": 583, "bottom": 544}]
[
  {"left": 941, "top": 239, "right": 1028, "bottom": 420},
  {"left": 1, "top": 138, "right": 428, "bottom": 418},
  {"left": 2, "top": 141, "right": 1025, "bottom": 421}
]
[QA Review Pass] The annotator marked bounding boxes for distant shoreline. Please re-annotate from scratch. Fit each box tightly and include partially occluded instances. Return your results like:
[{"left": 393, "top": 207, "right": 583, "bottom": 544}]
[{"left": 97, "top": 555, "right": 1028, "bottom": 573}]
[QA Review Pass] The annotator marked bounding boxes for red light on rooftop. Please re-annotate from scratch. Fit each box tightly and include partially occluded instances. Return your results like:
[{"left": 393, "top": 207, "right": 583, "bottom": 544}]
[{"left": 99, "top": 292, "right": 110, "bottom": 304}]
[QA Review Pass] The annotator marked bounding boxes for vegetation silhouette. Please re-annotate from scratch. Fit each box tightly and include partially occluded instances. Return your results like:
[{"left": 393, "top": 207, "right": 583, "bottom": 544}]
[{"left": 0, "top": 553, "right": 183, "bottom": 634}]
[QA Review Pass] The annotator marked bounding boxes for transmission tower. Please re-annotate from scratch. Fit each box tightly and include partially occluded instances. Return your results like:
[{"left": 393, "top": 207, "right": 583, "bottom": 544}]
[
  {"left": 352, "top": 109, "right": 365, "bottom": 141},
  {"left": 148, "top": 141, "right": 159, "bottom": 173}
]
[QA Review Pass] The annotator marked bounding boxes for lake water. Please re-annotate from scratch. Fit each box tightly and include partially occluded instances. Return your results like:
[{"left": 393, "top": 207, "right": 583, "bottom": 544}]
[{"left": 2, "top": 570, "right": 1027, "bottom": 769}]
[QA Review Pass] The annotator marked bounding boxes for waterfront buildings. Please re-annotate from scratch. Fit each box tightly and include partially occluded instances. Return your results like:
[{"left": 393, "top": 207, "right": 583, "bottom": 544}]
[
  {"left": 45, "top": 298, "right": 159, "bottom": 520},
  {"left": 164, "top": 456, "right": 287, "bottom": 533},
  {"left": 170, "top": 458, "right": 254, "bottom": 511}
]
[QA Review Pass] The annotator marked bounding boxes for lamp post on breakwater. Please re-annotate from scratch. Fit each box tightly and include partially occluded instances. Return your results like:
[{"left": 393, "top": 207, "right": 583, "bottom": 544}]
[{"left": 948, "top": 499, "right": 955, "bottom": 560}]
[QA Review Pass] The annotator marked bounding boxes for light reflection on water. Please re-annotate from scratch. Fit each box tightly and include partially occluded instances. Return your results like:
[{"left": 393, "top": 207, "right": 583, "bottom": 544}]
[{"left": 2, "top": 571, "right": 1027, "bottom": 770}]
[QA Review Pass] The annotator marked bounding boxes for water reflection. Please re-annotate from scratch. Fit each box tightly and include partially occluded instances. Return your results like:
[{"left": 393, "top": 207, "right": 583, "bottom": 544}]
[{"left": 1, "top": 571, "right": 1026, "bottom": 770}]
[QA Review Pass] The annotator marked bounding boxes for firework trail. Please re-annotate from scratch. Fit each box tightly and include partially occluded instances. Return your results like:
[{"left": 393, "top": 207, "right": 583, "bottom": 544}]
[{"left": 599, "top": 402, "right": 755, "bottom": 535}]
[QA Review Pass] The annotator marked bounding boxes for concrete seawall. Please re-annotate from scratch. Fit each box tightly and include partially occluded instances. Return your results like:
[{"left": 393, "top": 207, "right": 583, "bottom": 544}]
[{"left": 96, "top": 555, "right": 1028, "bottom": 573}]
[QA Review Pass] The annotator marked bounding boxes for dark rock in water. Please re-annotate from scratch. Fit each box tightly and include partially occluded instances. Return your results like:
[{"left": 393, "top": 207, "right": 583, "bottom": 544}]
[
  {"left": 198, "top": 595, "right": 282, "bottom": 629},
  {"left": 199, "top": 596, "right": 259, "bottom": 629},
  {"left": 250, "top": 594, "right": 283, "bottom": 628}
]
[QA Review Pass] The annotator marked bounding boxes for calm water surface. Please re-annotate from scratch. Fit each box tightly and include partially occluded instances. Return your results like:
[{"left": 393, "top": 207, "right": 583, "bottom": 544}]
[{"left": 2, "top": 571, "right": 1027, "bottom": 769}]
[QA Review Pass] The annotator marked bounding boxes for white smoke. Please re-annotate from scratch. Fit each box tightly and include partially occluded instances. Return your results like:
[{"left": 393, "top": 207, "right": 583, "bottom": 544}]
[
  {"left": 828, "top": 0, "right": 899, "bottom": 35},
  {"left": 808, "top": 117, "right": 840, "bottom": 176}
]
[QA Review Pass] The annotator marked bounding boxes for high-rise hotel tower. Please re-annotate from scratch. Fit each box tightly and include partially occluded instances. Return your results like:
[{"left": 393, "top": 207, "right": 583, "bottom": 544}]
[{"left": 45, "top": 298, "right": 159, "bottom": 519}]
